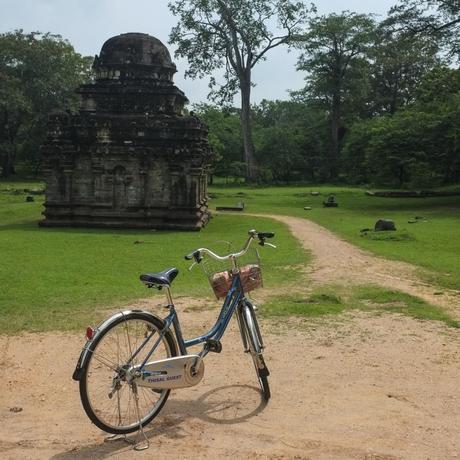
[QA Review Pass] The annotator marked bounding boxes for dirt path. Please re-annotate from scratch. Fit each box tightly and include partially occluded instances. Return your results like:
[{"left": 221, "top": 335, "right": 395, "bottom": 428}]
[
  {"left": 256, "top": 214, "right": 460, "bottom": 319},
  {"left": 1, "top": 215, "right": 459, "bottom": 459}
]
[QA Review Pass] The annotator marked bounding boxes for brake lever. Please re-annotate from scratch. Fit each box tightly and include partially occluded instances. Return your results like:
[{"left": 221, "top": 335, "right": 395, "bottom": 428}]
[
  {"left": 188, "top": 261, "right": 197, "bottom": 271},
  {"left": 265, "top": 242, "right": 277, "bottom": 249}
]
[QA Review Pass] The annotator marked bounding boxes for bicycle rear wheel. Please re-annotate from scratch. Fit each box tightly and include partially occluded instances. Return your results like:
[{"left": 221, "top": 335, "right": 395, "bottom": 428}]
[
  {"left": 239, "top": 301, "right": 270, "bottom": 401},
  {"left": 79, "top": 311, "right": 178, "bottom": 434}
]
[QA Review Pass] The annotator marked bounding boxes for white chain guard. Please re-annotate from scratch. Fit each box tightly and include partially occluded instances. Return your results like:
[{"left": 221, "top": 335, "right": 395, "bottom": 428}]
[{"left": 134, "top": 355, "right": 204, "bottom": 390}]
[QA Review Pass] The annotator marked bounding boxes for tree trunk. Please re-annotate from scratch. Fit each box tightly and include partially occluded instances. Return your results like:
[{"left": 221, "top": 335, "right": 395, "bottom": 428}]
[
  {"left": 240, "top": 78, "right": 258, "bottom": 182},
  {"left": 1, "top": 110, "right": 17, "bottom": 178},
  {"left": 1, "top": 152, "right": 15, "bottom": 178},
  {"left": 329, "top": 92, "right": 341, "bottom": 180}
]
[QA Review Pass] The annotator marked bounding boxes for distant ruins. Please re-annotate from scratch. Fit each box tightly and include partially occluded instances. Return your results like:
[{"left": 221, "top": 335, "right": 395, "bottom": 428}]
[{"left": 40, "top": 33, "right": 211, "bottom": 230}]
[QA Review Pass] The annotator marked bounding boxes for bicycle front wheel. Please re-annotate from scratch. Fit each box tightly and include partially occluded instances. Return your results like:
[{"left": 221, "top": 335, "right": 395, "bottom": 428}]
[
  {"left": 239, "top": 301, "right": 271, "bottom": 401},
  {"left": 79, "top": 311, "right": 178, "bottom": 434}
]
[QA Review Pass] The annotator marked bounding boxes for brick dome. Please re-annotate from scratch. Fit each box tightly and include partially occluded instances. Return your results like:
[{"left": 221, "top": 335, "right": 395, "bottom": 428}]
[{"left": 95, "top": 33, "right": 176, "bottom": 71}]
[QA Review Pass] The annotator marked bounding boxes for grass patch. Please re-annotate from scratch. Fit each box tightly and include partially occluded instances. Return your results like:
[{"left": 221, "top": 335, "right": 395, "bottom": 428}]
[
  {"left": 360, "top": 230, "right": 416, "bottom": 242},
  {"left": 209, "top": 184, "right": 460, "bottom": 290},
  {"left": 2, "top": 179, "right": 459, "bottom": 332},
  {"left": 0, "top": 181, "right": 309, "bottom": 333},
  {"left": 262, "top": 290, "right": 344, "bottom": 317},
  {"left": 262, "top": 285, "right": 460, "bottom": 328},
  {"left": 352, "top": 286, "right": 459, "bottom": 328}
]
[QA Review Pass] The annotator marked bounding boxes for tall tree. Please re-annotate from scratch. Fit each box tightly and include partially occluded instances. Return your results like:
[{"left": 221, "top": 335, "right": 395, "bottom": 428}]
[
  {"left": 294, "top": 12, "right": 375, "bottom": 179},
  {"left": 390, "top": 0, "right": 460, "bottom": 58},
  {"left": 0, "top": 31, "right": 92, "bottom": 177},
  {"left": 169, "top": 0, "right": 314, "bottom": 181},
  {"left": 370, "top": 17, "right": 442, "bottom": 115}
]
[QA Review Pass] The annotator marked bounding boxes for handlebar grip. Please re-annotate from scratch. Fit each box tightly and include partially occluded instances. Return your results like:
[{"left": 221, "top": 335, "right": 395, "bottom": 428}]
[
  {"left": 185, "top": 250, "right": 197, "bottom": 260},
  {"left": 185, "top": 250, "right": 202, "bottom": 261},
  {"left": 258, "top": 232, "right": 275, "bottom": 239}
]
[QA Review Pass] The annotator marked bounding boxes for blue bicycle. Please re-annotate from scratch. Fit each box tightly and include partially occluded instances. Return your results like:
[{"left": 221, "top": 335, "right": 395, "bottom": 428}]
[{"left": 73, "top": 229, "right": 275, "bottom": 442}]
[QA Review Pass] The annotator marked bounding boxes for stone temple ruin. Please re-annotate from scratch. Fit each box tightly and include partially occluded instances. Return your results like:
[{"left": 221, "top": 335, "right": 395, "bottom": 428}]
[{"left": 40, "top": 33, "right": 211, "bottom": 230}]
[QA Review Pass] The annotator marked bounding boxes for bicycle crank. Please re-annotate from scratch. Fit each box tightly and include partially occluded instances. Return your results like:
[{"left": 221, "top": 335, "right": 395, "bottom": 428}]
[{"left": 133, "top": 355, "right": 204, "bottom": 390}]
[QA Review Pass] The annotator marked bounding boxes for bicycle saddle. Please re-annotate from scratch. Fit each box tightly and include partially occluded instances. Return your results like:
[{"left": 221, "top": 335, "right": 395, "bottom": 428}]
[{"left": 140, "top": 268, "right": 179, "bottom": 287}]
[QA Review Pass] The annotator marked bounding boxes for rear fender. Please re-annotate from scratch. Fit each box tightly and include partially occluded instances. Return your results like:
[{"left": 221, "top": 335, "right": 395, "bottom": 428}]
[{"left": 72, "top": 310, "right": 166, "bottom": 381}]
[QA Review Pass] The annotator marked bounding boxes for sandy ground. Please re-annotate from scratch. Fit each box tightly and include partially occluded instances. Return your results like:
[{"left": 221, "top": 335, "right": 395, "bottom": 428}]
[{"left": 1, "top": 215, "right": 459, "bottom": 459}]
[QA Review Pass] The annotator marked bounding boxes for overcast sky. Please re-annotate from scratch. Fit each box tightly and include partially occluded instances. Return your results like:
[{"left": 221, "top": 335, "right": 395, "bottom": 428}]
[{"left": 1, "top": 0, "right": 399, "bottom": 105}]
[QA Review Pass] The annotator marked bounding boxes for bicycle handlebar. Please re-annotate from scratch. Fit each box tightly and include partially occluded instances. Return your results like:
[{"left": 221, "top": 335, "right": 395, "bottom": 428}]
[{"left": 184, "top": 229, "right": 275, "bottom": 263}]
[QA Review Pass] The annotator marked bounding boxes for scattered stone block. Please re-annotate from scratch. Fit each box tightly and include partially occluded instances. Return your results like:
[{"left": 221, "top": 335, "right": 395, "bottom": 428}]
[
  {"left": 323, "top": 194, "right": 338, "bottom": 207},
  {"left": 375, "top": 219, "right": 396, "bottom": 231},
  {"left": 216, "top": 202, "right": 245, "bottom": 212},
  {"left": 24, "top": 188, "right": 45, "bottom": 195}
]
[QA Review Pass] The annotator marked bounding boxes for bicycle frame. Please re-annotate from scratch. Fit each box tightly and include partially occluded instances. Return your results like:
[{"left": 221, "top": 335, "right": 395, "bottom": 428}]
[{"left": 135, "top": 272, "right": 246, "bottom": 370}]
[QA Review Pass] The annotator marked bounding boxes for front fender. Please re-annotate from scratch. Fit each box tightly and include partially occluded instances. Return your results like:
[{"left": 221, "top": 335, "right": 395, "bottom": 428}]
[{"left": 72, "top": 310, "right": 166, "bottom": 381}]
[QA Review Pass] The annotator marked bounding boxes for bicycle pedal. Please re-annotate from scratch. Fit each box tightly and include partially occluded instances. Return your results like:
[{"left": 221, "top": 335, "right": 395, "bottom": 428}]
[{"left": 205, "top": 339, "right": 222, "bottom": 353}]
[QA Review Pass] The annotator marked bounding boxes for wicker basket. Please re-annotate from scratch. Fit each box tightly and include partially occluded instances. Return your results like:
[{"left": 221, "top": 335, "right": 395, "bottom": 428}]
[{"left": 202, "top": 248, "right": 263, "bottom": 299}]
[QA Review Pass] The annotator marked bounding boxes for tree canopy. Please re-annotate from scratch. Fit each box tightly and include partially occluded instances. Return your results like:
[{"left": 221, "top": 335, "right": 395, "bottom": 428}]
[
  {"left": 389, "top": 0, "right": 460, "bottom": 58},
  {"left": 0, "top": 30, "right": 92, "bottom": 177},
  {"left": 169, "top": 0, "right": 314, "bottom": 181},
  {"left": 293, "top": 12, "right": 376, "bottom": 179},
  {"left": 193, "top": 7, "right": 459, "bottom": 187},
  {"left": 1, "top": 6, "right": 459, "bottom": 189}
]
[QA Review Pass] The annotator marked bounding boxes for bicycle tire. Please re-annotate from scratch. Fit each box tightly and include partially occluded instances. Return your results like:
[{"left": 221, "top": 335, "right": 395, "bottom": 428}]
[
  {"left": 79, "top": 311, "right": 178, "bottom": 434},
  {"left": 240, "top": 302, "right": 271, "bottom": 401}
]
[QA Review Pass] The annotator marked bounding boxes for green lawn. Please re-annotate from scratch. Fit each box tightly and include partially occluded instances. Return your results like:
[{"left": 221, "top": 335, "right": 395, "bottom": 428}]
[
  {"left": 209, "top": 185, "right": 460, "bottom": 290},
  {"left": 0, "top": 182, "right": 308, "bottom": 332},
  {"left": 1, "top": 180, "right": 459, "bottom": 333}
]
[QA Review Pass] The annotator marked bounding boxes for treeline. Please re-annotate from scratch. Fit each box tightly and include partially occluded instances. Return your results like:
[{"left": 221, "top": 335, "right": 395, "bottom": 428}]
[
  {"left": 193, "top": 4, "right": 460, "bottom": 187},
  {"left": 1, "top": 1, "right": 459, "bottom": 187},
  {"left": 0, "top": 31, "right": 92, "bottom": 177},
  {"left": 197, "top": 66, "right": 460, "bottom": 187}
]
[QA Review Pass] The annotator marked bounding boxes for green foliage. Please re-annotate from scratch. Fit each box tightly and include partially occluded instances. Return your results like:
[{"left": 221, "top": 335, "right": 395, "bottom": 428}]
[
  {"left": 416, "top": 66, "right": 460, "bottom": 103},
  {"left": 169, "top": 0, "right": 313, "bottom": 102},
  {"left": 343, "top": 67, "right": 460, "bottom": 186},
  {"left": 295, "top": 12, "right": 376, "bottom": 110},
  {"left": 262, "top": 285, "right": 460, "bottom": 328},
  {"left": 196, "top": 99, "right": 330, "bottom": 183},
  {"left": 252, "top": 100, "right": 328, "bottom": 182},
  {"left": 293, "top": 12, "right": 376, "bottom": 179},
  {"left": 193, "top": 103, "right": 243, "bottom": 178},
  {"left": 389, "top": 0, "right": 460, "bottom": 59},
  {"left": 0, "top": 31, "right": 92, "bottom": 177},
  {"left": 168, "top": 0, "right": 314, "bottom": 181},
  {"left": 370, "top": 16, "right": 442, "bottom": 115}
]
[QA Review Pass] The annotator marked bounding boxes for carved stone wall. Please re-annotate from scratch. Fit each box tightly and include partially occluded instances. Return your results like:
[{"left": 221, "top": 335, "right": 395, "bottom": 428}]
[{"left": 40, "top": 33, "right": 211, "bottom": 230}]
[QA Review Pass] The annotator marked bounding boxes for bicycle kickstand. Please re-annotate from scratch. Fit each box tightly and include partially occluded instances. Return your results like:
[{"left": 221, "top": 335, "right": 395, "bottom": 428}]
[
  {"left": 132, "top": 382, "right": 150, "bottom": 451},
  {"left": 104, "top": 385, "right": 137, "bottom": 446}
]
